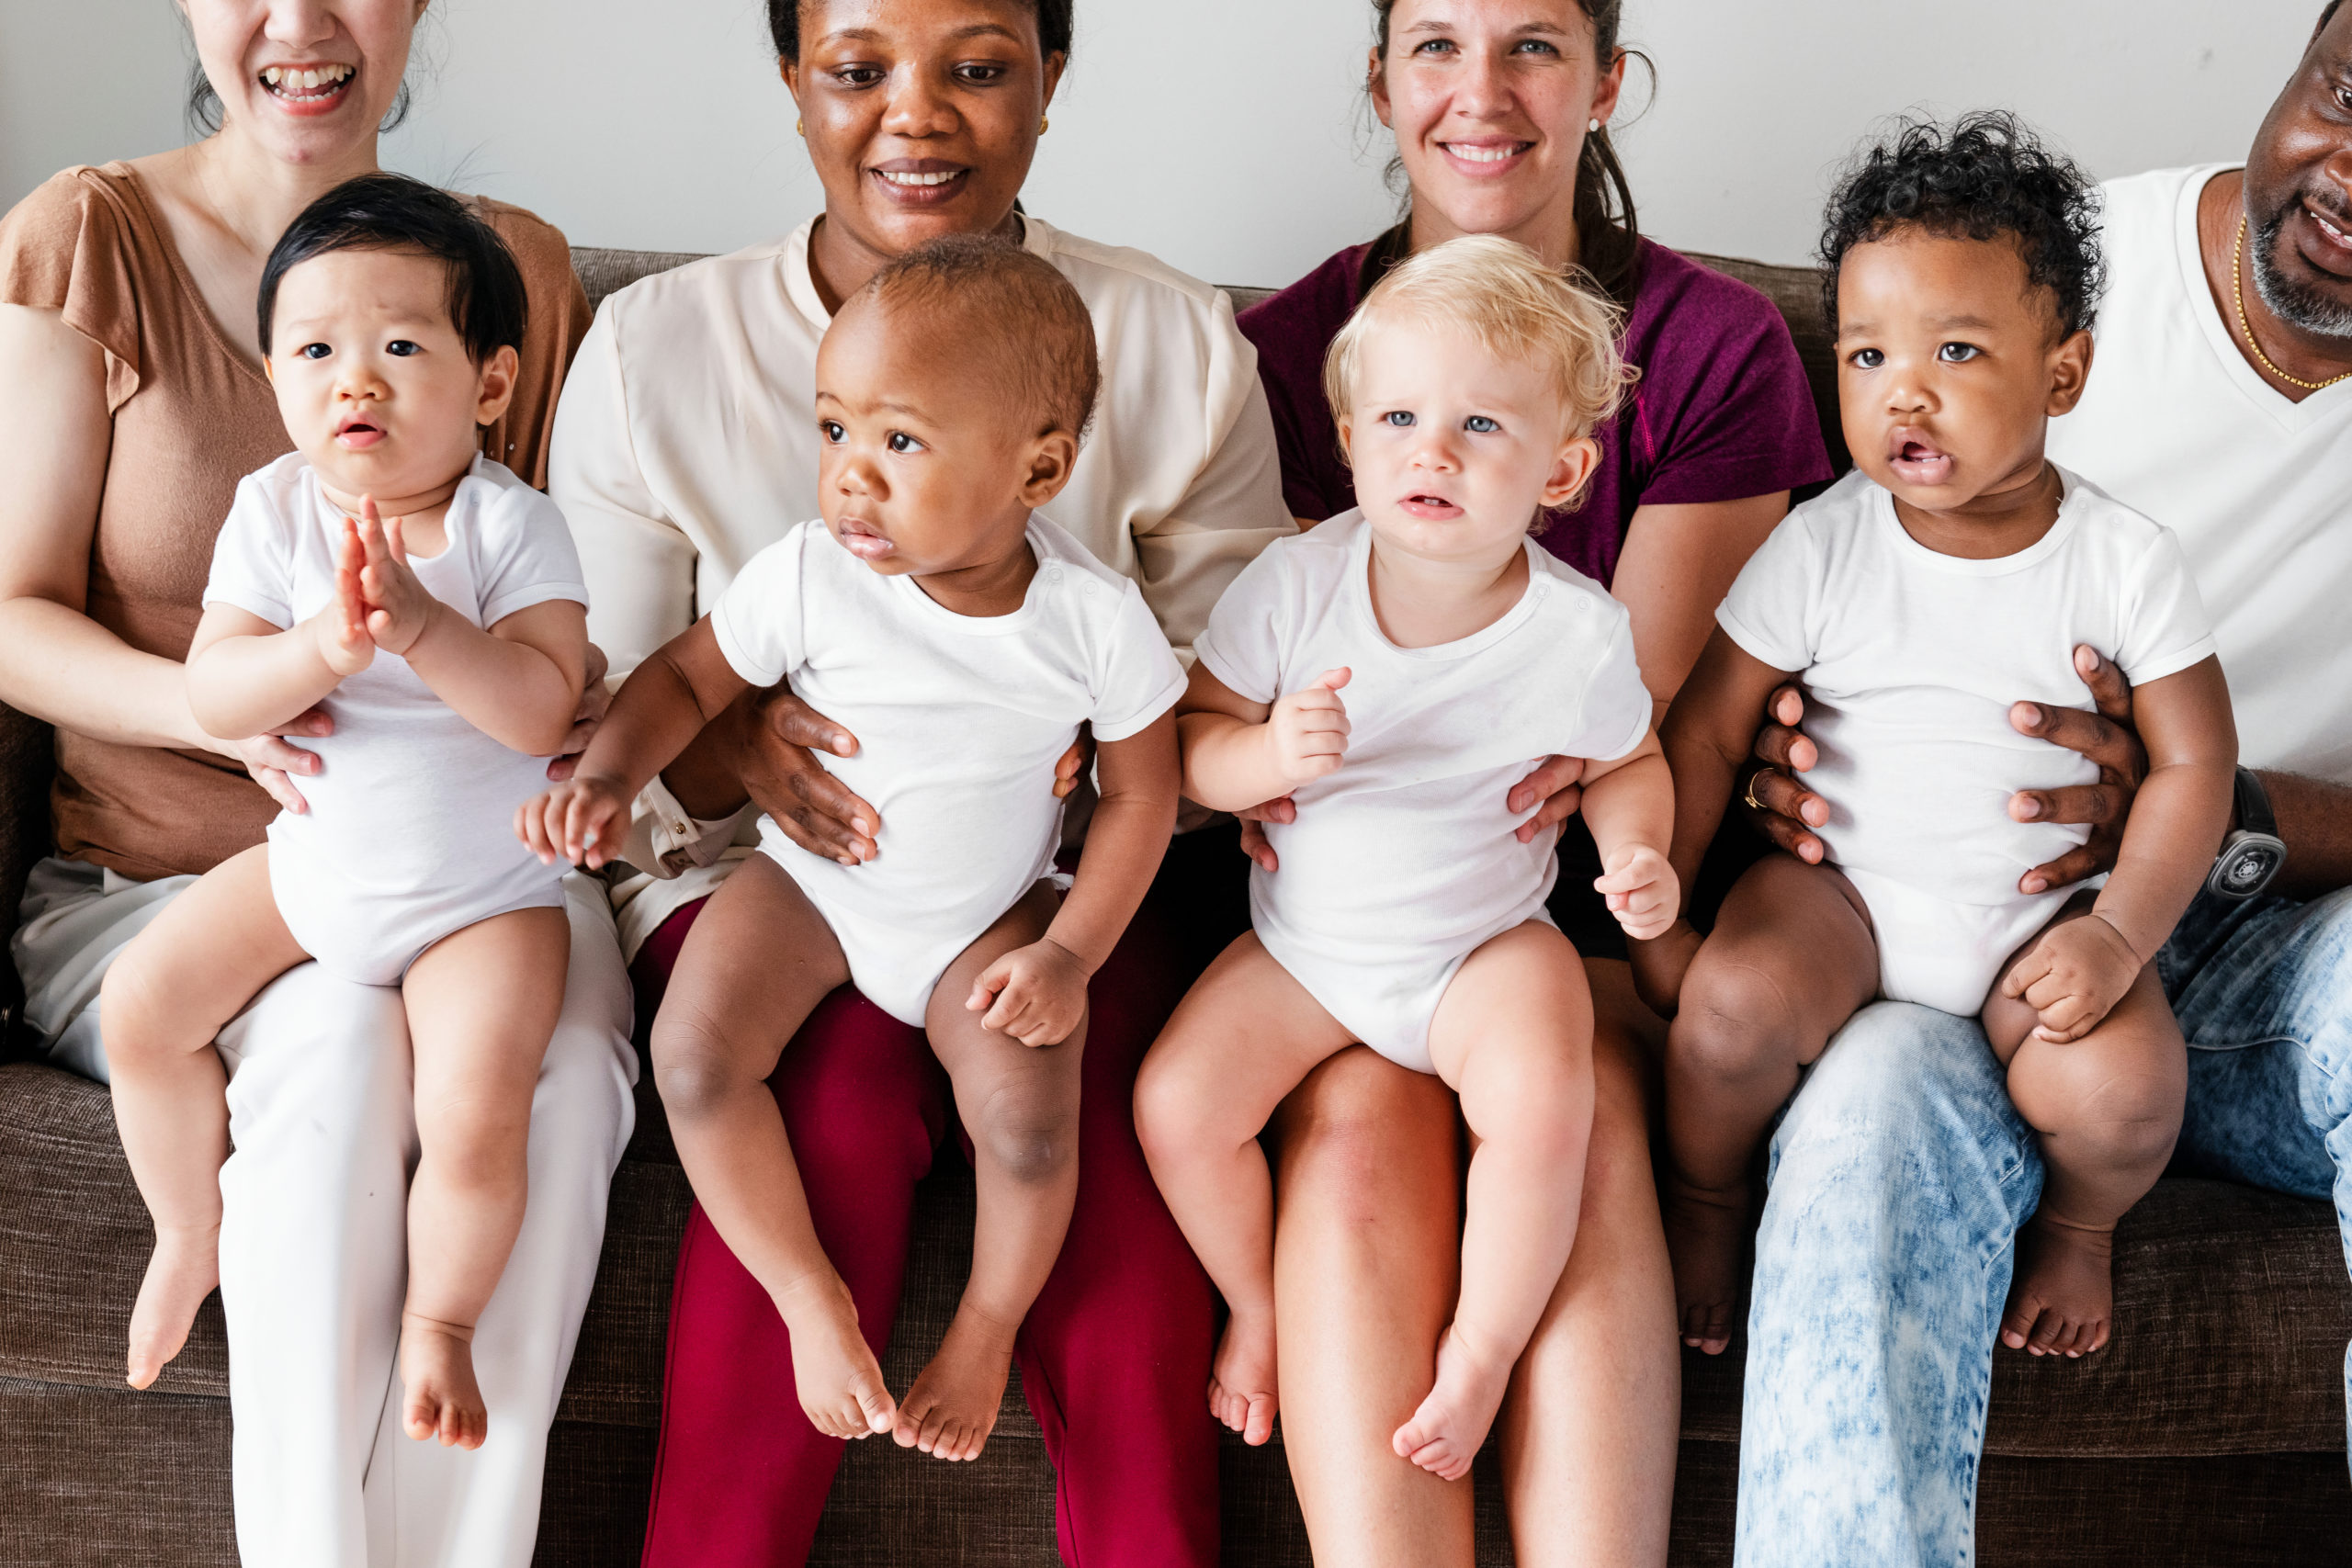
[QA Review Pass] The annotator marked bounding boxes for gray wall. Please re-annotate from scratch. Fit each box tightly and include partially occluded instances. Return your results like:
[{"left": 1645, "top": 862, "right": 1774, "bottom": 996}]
[{"left": 0, "top": 0, "right": 2326, "bottom": 286}]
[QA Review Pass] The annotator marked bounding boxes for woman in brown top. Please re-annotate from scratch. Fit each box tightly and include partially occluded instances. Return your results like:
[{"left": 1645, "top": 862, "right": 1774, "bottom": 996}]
[{"left": 0, "top": 5, "right": 632, "bottom": 1564}]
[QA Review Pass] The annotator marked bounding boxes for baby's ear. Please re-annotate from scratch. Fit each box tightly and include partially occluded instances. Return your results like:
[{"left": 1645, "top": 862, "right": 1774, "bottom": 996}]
[
  {"left": 2045, "top": 327, "right": 2095, "bottom": 417},
  {"left": 1019, "top": 427, "right": 1081, "bottom": 508},
  {"left": 1540, "top": 433, "right": 1602, "bottom": 510},
  {"left": 474, "top": 344, "right": 521, "bottom": 428}
]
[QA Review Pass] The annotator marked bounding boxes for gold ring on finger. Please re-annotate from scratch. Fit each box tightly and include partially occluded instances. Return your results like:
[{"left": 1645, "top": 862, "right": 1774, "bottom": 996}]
[{"left": 1743, "top": 769, "right": 1770, "bottom": 813}]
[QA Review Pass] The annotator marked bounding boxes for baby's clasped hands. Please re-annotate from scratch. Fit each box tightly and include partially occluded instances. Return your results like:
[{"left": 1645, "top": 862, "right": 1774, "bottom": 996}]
[{"left": 516, "top": 773, "right": 633, "bottom": 870}]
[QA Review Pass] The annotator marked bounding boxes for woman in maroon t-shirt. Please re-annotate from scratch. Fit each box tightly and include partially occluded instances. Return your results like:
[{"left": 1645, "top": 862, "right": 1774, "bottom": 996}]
[{"left": 1233, "top": 1, "right": 1829, "bottom": 1558}]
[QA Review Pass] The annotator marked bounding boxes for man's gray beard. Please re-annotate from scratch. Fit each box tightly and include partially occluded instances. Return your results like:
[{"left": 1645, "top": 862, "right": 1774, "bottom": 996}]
[{"left": 2250, "top": 209, "right": 2352, "bottom": 339}]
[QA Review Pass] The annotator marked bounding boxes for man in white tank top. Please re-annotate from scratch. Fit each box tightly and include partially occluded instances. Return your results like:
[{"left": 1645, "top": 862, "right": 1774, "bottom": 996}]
[{"left": 1736, "top": 10, "right": 2352, "bottom": 1562}]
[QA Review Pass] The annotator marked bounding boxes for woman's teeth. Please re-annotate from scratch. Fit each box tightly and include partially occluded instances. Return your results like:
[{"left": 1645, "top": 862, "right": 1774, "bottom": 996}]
[
  {"left": 880, "top": 170, "right": 961, "bottom": 188},
  {"left": 1446, "top": 143, "right": 1526, "bottom": 164},
  {"left": 261, "top": 64, "right": 355, "bottom": 96}
]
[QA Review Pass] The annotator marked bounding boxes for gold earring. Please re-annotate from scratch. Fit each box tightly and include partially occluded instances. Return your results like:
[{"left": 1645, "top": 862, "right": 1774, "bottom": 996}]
[
  {"left": 797, "top": 118, "right": 805, "bottom": 137},
  {"left": 1039, "top": 115, "right": 1050, "bottom": 135}
]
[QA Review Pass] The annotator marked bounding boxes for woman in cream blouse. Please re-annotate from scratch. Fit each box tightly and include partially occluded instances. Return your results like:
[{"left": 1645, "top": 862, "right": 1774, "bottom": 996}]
[{"left": 548, "top": 1, "right": 1292, "bottom": 1561}]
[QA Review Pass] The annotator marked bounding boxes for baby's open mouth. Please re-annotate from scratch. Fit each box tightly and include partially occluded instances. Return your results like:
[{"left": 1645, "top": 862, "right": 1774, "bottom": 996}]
[
  {"left": 1888, "top": 435, "right": 1955, "bottom": 486},
  {"left": 835, "top": 519, "right": 897, "bottom": 562},
  {"left": 260, "top": 62, "right": 356, "bottom": 108},
  {"left": 336, "top": 414, "right": 386, "bottom": 448},
  {"left": 1397, "top": 492, "right": 1464, "bottom": 519}
]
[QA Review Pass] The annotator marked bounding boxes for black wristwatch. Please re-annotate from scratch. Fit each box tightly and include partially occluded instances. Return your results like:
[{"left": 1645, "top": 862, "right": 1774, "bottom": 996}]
[{"left": 2207, "top": 767, "right": 2288, "bottom": 901}]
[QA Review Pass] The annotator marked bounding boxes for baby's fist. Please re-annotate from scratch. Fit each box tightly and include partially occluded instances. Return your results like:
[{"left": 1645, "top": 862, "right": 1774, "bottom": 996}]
[
  {"left": 1999, "top": 913, "right": 2141, "bottom": 1043},
  {"left": 1595, "top": 843, "right": 1679, "bottom": 942},
  {"left": 517, "top": 776, "right": 631, "bottom": 869},
  {"left": 1266, "top": 668, "right": 1351, "bottom": 788},
  {"left": 967, "top": 937, "right": 1089, "bottom": 1048}
]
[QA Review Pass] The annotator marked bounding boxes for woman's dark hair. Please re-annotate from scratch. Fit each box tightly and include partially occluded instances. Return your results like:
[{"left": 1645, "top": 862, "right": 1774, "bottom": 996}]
[
  {"left": 771, "top": 0, "right": 1073, "bottom": 62},
  {"left": 256, "top": 174, "right": 527, "bottom": 364},
  {"left": 1371, "top": 0, "right": 1644, "bottom": 305},
  {"left": 1817, "top": 112, "right": 2105, "bottom": 339}
]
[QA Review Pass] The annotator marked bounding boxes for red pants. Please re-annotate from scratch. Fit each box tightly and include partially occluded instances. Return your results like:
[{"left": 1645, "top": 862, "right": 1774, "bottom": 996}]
[{"left": 635, "top": 831, "right": 1246, "bottom": 1567}]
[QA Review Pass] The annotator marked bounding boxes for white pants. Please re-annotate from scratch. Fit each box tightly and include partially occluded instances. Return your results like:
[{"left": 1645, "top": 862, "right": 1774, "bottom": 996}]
[{"left": 12, "top": 857, "right": 637, "bottom": 1568}]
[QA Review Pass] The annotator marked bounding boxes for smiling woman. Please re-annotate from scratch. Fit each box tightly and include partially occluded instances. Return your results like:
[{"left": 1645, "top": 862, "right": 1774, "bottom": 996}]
[
  {"left": 0, "top": 3, "right": 628, "bottom": 1566},
  {"left": 546, "top": 1, "right": 1294, "bottom": 1562}
]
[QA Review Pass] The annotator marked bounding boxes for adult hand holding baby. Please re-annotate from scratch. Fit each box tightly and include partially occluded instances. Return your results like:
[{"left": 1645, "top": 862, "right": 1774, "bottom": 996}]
[{"left": 1741, "top": 645, "right": 2146, "bottom": 895}]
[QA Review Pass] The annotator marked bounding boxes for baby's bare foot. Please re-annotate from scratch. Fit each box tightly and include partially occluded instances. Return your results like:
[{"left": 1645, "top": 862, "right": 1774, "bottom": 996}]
[
  {"left": 1208, "top": 1306, "right": 1278, "bottom": 1446},
  {"left": 776, "top": 1273, "right": 895, "bottom": 1440},
  {"left": 2000, "top": 1215, "right": 2116, "bottom": 1359},
  {"left": 400, "top": 1313, "right": 487, "bottom": 1449},
  {"left": 127, "top": 1223, "right": 220, "bottom": 1390},
  {"left": 1663, "top": 1179, "right": 1751, "bottom": 1355},
  {"left": 1391, "top": 1325, "right": 1512, "bottom": 1483},
  {"left": 893, "top": 1302, "right": 1017, "bottom": 1462}
]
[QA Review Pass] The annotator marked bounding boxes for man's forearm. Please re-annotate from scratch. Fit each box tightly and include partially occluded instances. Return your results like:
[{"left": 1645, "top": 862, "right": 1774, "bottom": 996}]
[{"left": 2259, "top": 770, "right": 2352, "bottom": 900}]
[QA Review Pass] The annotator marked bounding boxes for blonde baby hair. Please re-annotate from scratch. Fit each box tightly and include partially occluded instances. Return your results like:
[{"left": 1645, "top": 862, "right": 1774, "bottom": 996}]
[{"left": 1323, "top": 234, "right": 1637, "bottom": 448}]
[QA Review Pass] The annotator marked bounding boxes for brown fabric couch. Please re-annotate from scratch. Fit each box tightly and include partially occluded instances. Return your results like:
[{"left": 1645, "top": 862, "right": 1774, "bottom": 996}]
[{"left": 1, "top": 245, "right": 2346, "bottom": 1567}]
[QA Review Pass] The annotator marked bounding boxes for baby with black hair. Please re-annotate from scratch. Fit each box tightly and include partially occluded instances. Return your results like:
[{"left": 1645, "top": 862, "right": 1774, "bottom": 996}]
[
  {"left": 100, "top": 174, "right": 590, "bottom": 1450},
  {"left": 1631, "top": 115, "right": 2239, "bottom": 1361}
]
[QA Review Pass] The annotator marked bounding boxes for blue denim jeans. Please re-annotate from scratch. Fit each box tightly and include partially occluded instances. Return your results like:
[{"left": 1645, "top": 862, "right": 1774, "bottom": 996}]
[{"left": 1734, "top": 885, "right": 2352, "bottom": 1567}]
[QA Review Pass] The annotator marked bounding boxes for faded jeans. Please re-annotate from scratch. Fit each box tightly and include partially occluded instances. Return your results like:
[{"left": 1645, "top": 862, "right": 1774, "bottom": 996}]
[{"left": 1734, "top": 885, "right": 2352, "bottom": 1566}]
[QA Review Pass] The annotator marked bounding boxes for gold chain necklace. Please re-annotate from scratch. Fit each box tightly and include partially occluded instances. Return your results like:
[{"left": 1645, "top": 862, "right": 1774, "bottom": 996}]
[{"left": 2233, "top": 217, "right": 2352, "bottom": 392}]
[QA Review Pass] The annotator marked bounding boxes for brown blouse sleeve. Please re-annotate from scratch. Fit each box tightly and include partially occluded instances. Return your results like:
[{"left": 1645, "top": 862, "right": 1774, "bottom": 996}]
[
  {"left": 0, "top": 166, "right": 146, "bottom": 412},
  {"left": 474, "top": 197, "right": 590, "bottom": 489}
]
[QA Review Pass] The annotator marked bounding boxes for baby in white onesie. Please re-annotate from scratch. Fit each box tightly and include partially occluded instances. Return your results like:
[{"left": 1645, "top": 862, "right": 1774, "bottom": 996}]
[
  {"left": 1629, "top": 117, "right": 2238, "bottom": 1366},
  {"left": 100, "top": 175, "right": 591, "bottom": 1450},
  {"left": 1135, "top": 237, "right": 1678, "bottom": 1482},
  {"left": 526, "top": 238, "right": 1183, "bottom": 1463}
]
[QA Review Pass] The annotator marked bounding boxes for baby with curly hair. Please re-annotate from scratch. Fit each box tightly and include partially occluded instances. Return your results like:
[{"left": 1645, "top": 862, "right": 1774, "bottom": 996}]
[{"left": 1631, "top": 115, "right": 2238, "bottom": 1362}]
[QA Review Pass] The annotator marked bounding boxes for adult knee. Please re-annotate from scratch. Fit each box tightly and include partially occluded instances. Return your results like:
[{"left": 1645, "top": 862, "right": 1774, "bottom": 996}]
[{"left": 1670, "top": 954, "right": 1800, "bottom": 1083}]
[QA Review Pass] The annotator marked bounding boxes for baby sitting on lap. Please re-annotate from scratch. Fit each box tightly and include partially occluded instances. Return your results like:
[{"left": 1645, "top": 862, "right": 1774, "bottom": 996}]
[
  {"left": 1632, "top": 115, "right": 2236, "bottom": 1361},
  {"left": 103, "top": 174, "right": 591, "bottom": 1449},
  {"left": 525, "top": 236, "right": 1184, "bottom": 1461},
  {"left": 1136, "top": 235, "right": 1677, "bottom": 1480}
]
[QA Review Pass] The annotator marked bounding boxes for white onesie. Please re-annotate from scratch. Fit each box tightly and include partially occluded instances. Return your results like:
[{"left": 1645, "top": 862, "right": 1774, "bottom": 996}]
[
  {"left": 710, "top": 518, "right": 1187, "bottom": 1027},
  {"left": 1194, "top": 510, "right": 1654, "bottom": 1074},
  {"left": 202, "top": 453, "right": 589, "bottom": 986},
  {"left": 1716, "top": 466, "right": 2217, "bottom": 1016}
]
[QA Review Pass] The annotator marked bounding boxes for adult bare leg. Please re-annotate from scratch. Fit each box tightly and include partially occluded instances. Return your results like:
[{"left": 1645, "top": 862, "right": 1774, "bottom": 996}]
[
  {"left": 1270, "top": 1048, "right": 1475, "bottom": 1566},
  {"left": 1496, "top": 958, "right": 1679, "bottom": 1568}
]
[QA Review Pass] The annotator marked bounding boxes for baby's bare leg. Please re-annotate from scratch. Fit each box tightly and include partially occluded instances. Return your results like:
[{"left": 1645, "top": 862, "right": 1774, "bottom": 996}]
[
  {"left": 1664, "top": 854, "right": 1879, "bottom": 1354},
  {"left": 98, "top": 844, "right": 309, "bottom": 1389},
  {"left": 1392, "top": 921, "right": 1591, "bottom": 1483},
  {"left": 396, "top": 905, "right": 569, "bottom": 1449},
  {"left": 888, "top": 884, "right": 1083, "bottom": 1461},
  {"left": 1985, "top": 918, "right": 2185, "bottom": 1359},
  {"left": 1135, "top": 932, "right": 1357, "bottom": 1447},
  {"left": 650, "top": 855, "right": 880, "bottom": 1438}
]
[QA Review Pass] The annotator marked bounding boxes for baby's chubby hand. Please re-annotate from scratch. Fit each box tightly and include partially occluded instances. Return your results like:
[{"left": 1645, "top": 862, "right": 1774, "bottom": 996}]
[
  {"left": 1999, "top": 913, "right": 2142, "bottom": 1043},
  {"left": 516, "top": 775, "right": 633, "bottom": 870},
  {"left": 1264, "top": 668, "right": 1351, "bottom": 789},
  {"left": 967, "top": 937, "right": 1089, "bottom": 1048},
  {"left": 309, "top": 517, "right": 377, "bottom": 678},
  {"left": 352, "top": 497, "right": 443, "bottom": 658},
  {"left": 1596, "top": 843, "right": 1679, "bottom": 942}
]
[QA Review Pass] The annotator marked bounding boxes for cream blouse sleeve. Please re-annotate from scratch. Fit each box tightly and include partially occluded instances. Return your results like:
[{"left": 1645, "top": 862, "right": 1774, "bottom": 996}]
[
  {"left": 1130, "top": 288, "right": 1296, "bottom": 661},
  {"left": 549, "top": 299, "right": 699, "bottom": 682}
]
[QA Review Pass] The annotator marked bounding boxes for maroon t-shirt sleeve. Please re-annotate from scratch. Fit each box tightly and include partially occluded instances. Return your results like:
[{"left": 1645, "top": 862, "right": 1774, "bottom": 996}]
[
  {"left": 1237, "top": 246, "right": 1369, "bottom": 524},
  {"left": 1613, "top": 246, "right": 1833, "bottom": 510}
]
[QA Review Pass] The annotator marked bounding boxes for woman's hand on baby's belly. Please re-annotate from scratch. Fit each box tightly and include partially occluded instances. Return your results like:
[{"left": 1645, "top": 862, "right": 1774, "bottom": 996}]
[
  {"left": 1238, "top": 753, "right": 1585, "bottom": 874},
  {"left": 2007, "top": 648, "right": 2143, "bottom": 897},
  {"left": 741, "top": 684, "right": 882, "bottom": 866}
]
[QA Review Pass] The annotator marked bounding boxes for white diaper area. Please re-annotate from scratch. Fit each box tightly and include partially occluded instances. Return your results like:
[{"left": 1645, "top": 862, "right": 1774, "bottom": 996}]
[{"left": 1842, "top": 866, "right": 2071, "bottom": 1018}]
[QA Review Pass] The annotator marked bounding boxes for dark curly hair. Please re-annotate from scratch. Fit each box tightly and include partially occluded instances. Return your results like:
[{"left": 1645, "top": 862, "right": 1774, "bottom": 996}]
[
  {"left": 771, "top": 0, "right": 1072, "bottom": 63},
  {"left": 1818, "top": 112, "right": 2105, "bottom": 340}
]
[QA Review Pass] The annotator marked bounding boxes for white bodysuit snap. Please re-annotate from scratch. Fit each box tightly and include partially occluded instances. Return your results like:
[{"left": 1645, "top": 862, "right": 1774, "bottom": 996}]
[
  {"left": 1715, "top": 467, "right": 2218, "bottom": 1016},
  {"left": 203, "top": 454, "right": 589, "bottom": 986},
  {"left": 1194, "top": 511, "right": 1654, "bottom": 1073},
  {"left": 710, "top": 518, "right": 1186, "bottom": 1027}
]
